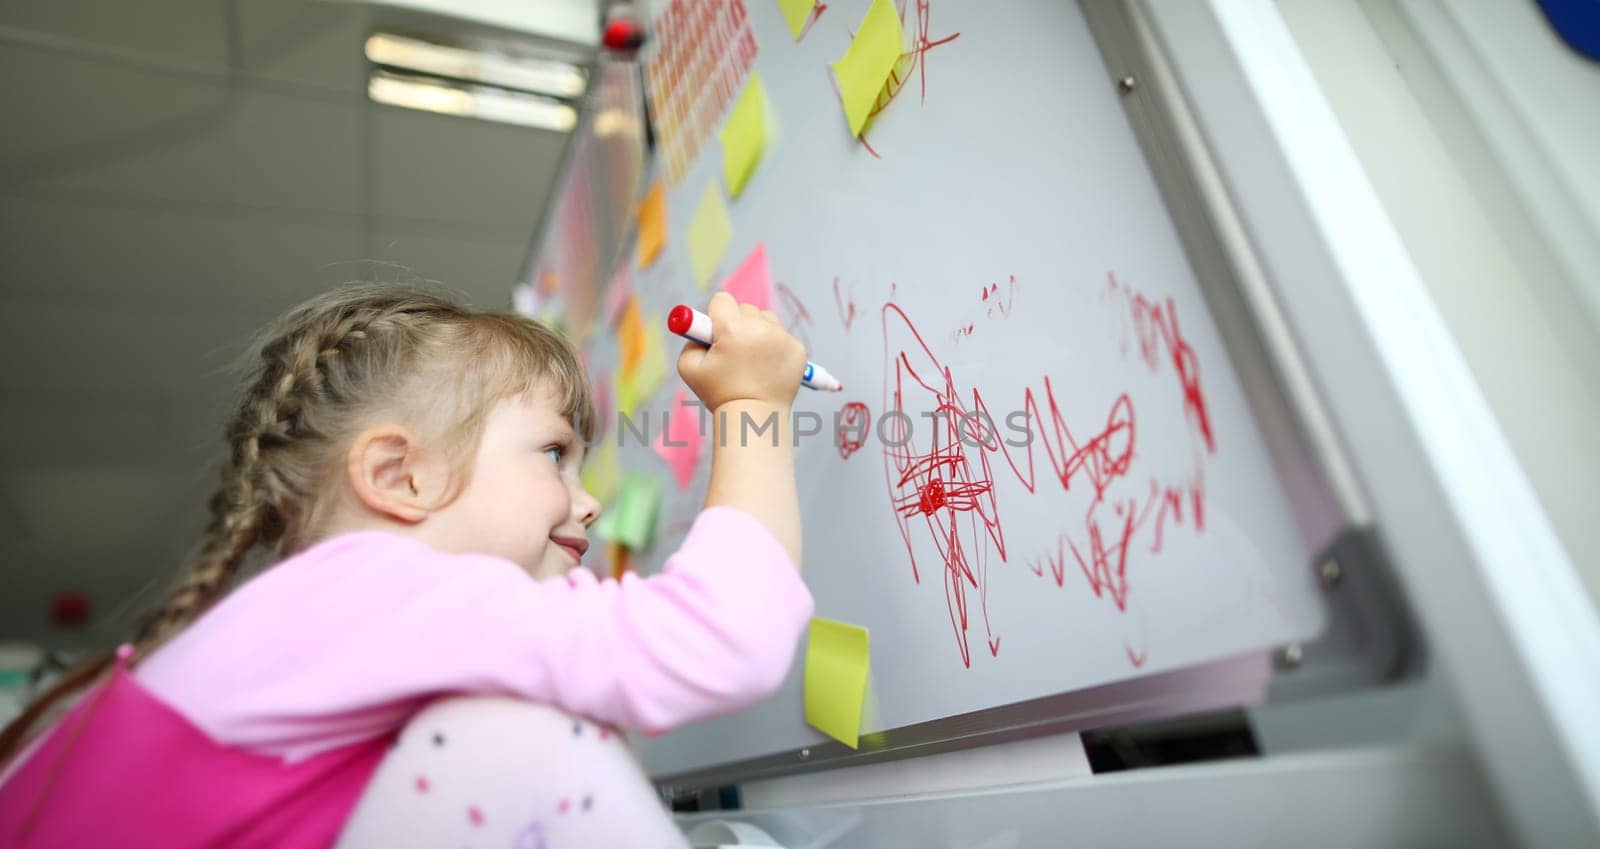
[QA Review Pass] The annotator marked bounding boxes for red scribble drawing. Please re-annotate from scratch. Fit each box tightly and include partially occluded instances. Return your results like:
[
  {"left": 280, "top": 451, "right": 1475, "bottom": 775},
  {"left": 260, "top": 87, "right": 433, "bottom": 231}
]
[
  {"left": 983, "top": 275, "right": 1017, "bottom": 319},
  {"left": 858, "top": 0, "right": 961, "bottom": 157},
  {"left": 774, "top": 282, "right": 814, "bottom": 347},
  {"left": 883, "top": 301, "right": 1004, "bottom": 666},
  {"left": 874, "top": 0, "right": 960, "bottom": 114},
  {"left": 882, "top": 273, "right": 1217, "bottom": 669},
  {"left": 832, "top": 276, "right": 858, "bottom": 332},
  {"left": 957, "top": 276, "right": 1017, "bottom": 342},
  {"left": 1104, "top": 271, "right": 1215, "bottom": 452},
  {"left": 1149, "top": 472, "right": 1206, "bottom": 554},
  {"left": 837, "top": 402, "right": 870, "bottom": 460}
]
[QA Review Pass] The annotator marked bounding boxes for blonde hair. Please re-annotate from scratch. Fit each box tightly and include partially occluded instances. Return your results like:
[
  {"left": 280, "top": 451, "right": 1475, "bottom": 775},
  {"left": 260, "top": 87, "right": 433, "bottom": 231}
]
[{"left": 0, "top": 284, "right": 593, "bottom": 761}]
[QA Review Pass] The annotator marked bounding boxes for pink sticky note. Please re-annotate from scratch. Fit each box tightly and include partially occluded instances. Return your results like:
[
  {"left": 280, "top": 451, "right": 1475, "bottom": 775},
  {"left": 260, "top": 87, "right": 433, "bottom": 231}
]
[
  {"left": 592, "top": 371, "right": 614, "bottom": 433},
  {"left": 604, "top": 265, "right": 635, "bottom": 328},
  {"left": 721, "top": 243, "right": 773, "bottom": 311},
  {"left": 653, "top": 389, "right": 705, "bottom": 490}
]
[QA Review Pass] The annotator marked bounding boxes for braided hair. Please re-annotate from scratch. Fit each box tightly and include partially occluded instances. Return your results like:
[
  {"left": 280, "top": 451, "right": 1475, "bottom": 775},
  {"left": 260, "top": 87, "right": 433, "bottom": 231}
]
[{"left": 0, "top": 284, "right": 594, "bottom": 763}]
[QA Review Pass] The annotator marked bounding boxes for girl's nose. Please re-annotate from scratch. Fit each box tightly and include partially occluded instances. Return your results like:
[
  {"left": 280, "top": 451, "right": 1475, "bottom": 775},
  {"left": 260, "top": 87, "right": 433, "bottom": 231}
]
[{"left": 574, "top": 486, "right": 601, "bottom": 526}]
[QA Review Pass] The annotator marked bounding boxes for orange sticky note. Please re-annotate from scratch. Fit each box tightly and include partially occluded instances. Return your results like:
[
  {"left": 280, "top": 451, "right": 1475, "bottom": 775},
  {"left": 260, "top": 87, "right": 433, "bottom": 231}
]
[
  {"left": 616, "top": 297, "right": 646, "bottom": 375},
  {"left": 637, "top": 181, "right": 667, "bottom": 269},
  {"left": 616, "top": 322, "right": 667, "bottom": 418},
  {"left": 830, "top": 0, "right": 903, "bottom": 137}
]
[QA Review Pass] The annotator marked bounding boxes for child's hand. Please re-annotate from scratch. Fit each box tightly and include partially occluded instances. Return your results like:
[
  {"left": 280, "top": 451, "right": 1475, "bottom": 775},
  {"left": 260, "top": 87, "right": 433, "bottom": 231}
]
[{"left": 676, "top": 292, "right": 807, "bottom": 413}]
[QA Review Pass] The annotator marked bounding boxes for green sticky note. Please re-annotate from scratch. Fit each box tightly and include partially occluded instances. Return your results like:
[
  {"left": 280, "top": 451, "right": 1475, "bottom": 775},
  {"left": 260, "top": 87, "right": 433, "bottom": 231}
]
[
  {"left": 591, "top": 501, "right": 620, "bottom": 543},
  {"left": 686, "top": 183, "right": 733, "bottom": 289},
  {"left": 581, "top": 438, "right": 622, "bottom": 505},
  {"left": 777, "top": 0, "right": 814, "bottom": 39},
  {"left": 804, "top": 617, "right": 870, "bottom": 749},
  {"left": 613, "top": 473, "right": 663, "bottom": 551},
  {"left": 829, "top": 0, "right": 903, "bottom": 137},
  {"left": 718, "top": 72, "right": 769, "bottom": 199}
]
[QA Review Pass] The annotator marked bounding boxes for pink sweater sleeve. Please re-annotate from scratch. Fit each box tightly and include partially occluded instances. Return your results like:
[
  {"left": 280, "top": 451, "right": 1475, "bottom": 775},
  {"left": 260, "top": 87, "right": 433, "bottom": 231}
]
[{"left": 135, "top": 507, "right": 813, "bottom": 761}]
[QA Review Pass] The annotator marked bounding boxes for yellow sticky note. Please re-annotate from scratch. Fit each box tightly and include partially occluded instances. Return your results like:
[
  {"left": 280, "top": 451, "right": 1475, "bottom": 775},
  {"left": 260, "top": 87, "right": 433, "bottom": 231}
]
[
  {"left": 581, "top": 438, "right": 622, "bottom": 504},
  {"left": 637, "top": 181, "right": 667, "bottom": 269},
  {"left": 718, "top": 72, "right": 769, "bottom": 199},
  {"left": 804, "top": 617, "right": 870, "bottom": 749},
  {"left": 613, "top": 372, "right": 637, "bottom": 423},
  {"left": 686, "top": 183, "right": 733, "bottom": 289},
  {"left": 830, "top": 0, "right": 904, "bottom": 137},
  {"left": 777, "top": 0, "right": 815, "bottom": 39}
]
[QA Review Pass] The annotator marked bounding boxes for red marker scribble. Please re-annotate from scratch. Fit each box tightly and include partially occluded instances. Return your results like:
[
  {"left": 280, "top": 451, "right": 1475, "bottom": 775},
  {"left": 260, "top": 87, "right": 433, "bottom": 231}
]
[
  {"left": 983, "top": 275, "right": 1016, "bottom": 319},
  {"left": 837, "top": 402, "right": 870, "bottom": 460},
  {"left": 774, "top": 282, "right": 814, "bottom": 347},
  {"left": 1149, "top": 472, "right": 1205, "bottom": 554},
  {"left": 883, "top": 302, "right": 1004, "bottom": 666},
  {"left": 879, "top": 0, "right": 960, "bottom": 110},
  {"left": 1105, "top": 271, "right": 1214, "bottom": 453},
  {"left": 882, "top": 273, "right": 1217, "bottom": 670},
  {"left": 858, "top": 0, "right": 961, "bottom": 156},
  {"left": 958, "top": 276, "right": 1018, "bottom": 342},
  {"left": 832, "top": 276, "right": 858, "bottom": 332}
]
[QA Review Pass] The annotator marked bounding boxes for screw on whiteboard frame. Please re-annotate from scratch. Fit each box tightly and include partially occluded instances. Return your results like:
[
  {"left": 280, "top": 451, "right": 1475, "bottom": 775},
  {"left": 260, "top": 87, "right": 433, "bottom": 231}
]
[
  {"left": 1318, "top": 558, "right": 1344, "bottom": 588},
  {"left": 1276, "top": 644, "right": 1304, "bottom": 670},
  {"left": 1117, "top": 75, "right": 1137, "bottom": 95}
]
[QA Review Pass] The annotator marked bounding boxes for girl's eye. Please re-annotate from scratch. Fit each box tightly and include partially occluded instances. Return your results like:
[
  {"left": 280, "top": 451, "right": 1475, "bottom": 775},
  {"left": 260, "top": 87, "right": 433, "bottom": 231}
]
[{"left": 543, "top": 446, "right": 565, "bottom": 465}]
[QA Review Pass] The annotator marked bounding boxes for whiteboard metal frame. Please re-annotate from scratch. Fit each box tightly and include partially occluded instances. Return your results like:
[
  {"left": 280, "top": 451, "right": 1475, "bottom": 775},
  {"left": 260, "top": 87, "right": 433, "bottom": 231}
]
[
  {"left": 681, "top": 743, "right": 1512, "bottom": 849},
  {"left": 1133, "top": 0, "right": 1600, "bottom": 845}
]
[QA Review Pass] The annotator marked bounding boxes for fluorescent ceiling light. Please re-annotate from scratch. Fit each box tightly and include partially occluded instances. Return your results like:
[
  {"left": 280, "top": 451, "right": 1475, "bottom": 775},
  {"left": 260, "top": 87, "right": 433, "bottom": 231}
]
[
  {"left": 365, "top": 33, "right": 586, "bottom": 99},
  {"left": 369, "top": 71, "right": 578, "bottom": 132}
]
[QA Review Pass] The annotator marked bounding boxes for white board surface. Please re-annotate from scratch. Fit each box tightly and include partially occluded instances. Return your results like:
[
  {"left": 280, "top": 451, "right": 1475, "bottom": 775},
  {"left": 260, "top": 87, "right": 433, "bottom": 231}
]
[{"left": 569, "top": 0, "right": 1328, "bottom": 776}]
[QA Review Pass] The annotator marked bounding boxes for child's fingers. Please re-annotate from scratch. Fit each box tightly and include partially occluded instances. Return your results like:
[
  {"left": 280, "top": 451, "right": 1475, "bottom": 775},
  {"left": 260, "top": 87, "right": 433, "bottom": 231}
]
[
  {"left": 760, "top": 310, "right": 779, "bottom": 324},
  {"left": 676, "top": 338, "right": 706, "bottom": 377},
  {"left": 706, "top": 291, "right": 740, "bottom": 330}
]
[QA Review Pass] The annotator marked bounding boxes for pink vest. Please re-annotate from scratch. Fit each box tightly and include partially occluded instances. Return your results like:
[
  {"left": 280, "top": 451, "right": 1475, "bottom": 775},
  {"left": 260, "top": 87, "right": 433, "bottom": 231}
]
[{"left": 0, "top": 650, "right": 390, "bottom": 849}]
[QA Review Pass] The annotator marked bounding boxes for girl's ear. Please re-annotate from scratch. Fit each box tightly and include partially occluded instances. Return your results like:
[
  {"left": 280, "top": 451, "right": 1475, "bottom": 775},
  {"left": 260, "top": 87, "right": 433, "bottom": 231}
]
[{"left": 346, "top": 425, "right": 444, "bottom": 523}]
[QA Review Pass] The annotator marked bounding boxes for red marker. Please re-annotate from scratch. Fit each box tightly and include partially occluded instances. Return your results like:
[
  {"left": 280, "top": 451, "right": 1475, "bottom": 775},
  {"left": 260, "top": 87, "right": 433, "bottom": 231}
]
[{"left": 667, "top": 305, "right": 844, "bottom": 391}]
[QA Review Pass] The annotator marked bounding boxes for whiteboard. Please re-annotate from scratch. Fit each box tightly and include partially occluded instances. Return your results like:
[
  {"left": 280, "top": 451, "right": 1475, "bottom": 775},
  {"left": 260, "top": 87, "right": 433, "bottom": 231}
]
[{"left": 569, "top": 0, "right": 1328, "bottom": 777}]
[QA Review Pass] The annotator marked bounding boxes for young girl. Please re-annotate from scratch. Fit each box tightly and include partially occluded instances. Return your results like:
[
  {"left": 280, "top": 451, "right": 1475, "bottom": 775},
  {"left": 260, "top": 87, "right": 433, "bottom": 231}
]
[{"left": 0, "top": 286, "right": 814, "bottom": 848}]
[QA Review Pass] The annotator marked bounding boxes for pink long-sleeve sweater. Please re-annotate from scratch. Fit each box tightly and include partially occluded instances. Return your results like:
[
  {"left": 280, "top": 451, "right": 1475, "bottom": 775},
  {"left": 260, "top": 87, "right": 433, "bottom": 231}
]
[{"left": 0, "top": 506, "right": 812, "bottom": 848}]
